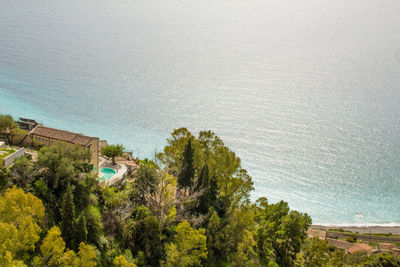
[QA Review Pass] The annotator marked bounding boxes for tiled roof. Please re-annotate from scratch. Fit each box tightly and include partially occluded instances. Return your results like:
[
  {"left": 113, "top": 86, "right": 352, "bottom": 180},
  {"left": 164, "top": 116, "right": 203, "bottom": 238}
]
[{"left": 30, "top": 125, "right": 98, "bottom": 146}]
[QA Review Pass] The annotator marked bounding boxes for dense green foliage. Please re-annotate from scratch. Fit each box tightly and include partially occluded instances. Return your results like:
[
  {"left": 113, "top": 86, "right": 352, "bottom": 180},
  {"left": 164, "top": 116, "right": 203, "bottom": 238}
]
[
  {"left": 0, "top": 114, "right": 17, "bottom": 144},
  {"left": 0, "top": 125, "right": 397, "bottom": 266}
]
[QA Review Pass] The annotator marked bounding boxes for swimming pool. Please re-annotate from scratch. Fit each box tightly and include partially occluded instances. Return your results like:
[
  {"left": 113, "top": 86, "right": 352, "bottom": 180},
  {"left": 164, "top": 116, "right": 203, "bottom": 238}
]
[{"left": 99, "top": 167, "right": 116, "bottom": 181}]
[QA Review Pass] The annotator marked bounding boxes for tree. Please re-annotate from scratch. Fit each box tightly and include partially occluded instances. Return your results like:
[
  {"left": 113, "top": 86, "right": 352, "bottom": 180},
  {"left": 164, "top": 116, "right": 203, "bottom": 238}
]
[
  {"left": 254, "top": 198, "right": 311, "bottom": 267},
  {"left": 84, "top": 205, "right": 103, "bottom": 246},
  {"left": 0, "top": 114, "right": 17, "bottom": 145},
  {"left": 362, "top": 253, "right": 400, "bottom": 267},
  {"left": 10, "top": 157, "right": 34, "bottom": 188},
  {"left": 35, "top": 226, "right": 97, "bottom": 267},
  {"left": 76, "top": 242, "right": 97, "bottom": 267},
  {"left": 121, "top": 205, "right": 161, "bottom": 266},
  {"left": 35, "top": 142, "right": 91, "bottom": 225},
  {"left": 36, "top": 141, "right": 90, "bottom": 192},
  {"left": 195, "top": 164, "right": 210, "bottom": 214},
  {"left": 132, "top": 166, "right": 177, "bottom": 228},
  {"left": 164, "top": 221, "right": 207, "bottom": 267},
  {"left": 61, "top": 184, "right": 76, "bottom": 248},
  {"left": 157, "top": 128, "right": 254, "bottom": 211},
  {"left": 101, "top": 144, "right": 124, "bottom": 165},
  {"left": 74, "top": 213, "right": 88, "bottom": 250},
  {"left": 156, "top": 128, "right": 195, "bottom": 175},
  {"left": 206, "top": 210, "right": 228, "bottom": 265},
  {"left": 178, "top": 138, "right": 195, "bottom": 192},
  {"left": 37, "top": 226, "right": 67, "bottom": 266},
  {"left": 0, "top": 187, "right": 45, "bottom": 265},
  {"left": 231, "top": 230, "right": 258, "bottom": 267},
  {"left": 114, "top": 255, "right": 137, "bottom": 267},
  {"left": 298, "top": 237, "right": 331, "bottom": 267}
]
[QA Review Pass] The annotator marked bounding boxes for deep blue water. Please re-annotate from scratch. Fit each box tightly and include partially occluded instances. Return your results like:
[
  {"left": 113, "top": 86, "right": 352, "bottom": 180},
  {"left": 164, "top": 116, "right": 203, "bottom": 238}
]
[{"left": 1, "top": 0, "right": 400, "bottom": 224}]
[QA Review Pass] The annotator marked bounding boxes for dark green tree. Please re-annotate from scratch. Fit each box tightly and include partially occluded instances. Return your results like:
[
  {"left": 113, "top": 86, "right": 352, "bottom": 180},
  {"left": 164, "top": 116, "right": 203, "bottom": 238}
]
[
  {"left": 208, "top": 174, "right": 218, "bottom": 208},
  {"left": 206, "top": 210, "right": 228, "bottom": 265},
  {"left": 74, "top": 175, "right": 96, "bottom": 211},
  {"left": 254, "top": 198, "right": 311, "bottom": 267},
  {"left": 0, "top": 114, "right": 17, "bottom": 144},
  {"left": 74, "top": 212, "right": 88, "bottom": 250},
  {"left": 61, "top": 183, "right": 76, "bottom": 248},
  {"left": 178, "top": 138, "right": 195, "bottom": 192},
  {"left": 36, "top": 142, "right": 90, "bottom": 194},
  {"left": 130, "top": 164, "right": 159, "bottom": 205},
  {"left": 85, "top": 205, "right": 104, "bottom": 246},
  {"left": 122, "top": 205, "right": 162, "bottom": 267},
  {"left": 196, "top": 163, "right": 209, "bottom": 191},
  {"left": 195, "top": 164, "right": 210, "bottom": 214}
]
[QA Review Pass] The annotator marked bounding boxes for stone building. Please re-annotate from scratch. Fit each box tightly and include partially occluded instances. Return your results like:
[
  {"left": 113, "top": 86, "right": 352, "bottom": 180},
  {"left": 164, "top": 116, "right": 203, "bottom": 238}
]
[{"left": 30, "top": 125, "right": 99, "bottom": 173}]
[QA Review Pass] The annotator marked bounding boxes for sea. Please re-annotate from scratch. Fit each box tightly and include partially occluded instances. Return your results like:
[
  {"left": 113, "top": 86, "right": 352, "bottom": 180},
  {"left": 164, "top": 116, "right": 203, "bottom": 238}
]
[{"left": 1, "top": 0, "right": 399, "bottom": 225}]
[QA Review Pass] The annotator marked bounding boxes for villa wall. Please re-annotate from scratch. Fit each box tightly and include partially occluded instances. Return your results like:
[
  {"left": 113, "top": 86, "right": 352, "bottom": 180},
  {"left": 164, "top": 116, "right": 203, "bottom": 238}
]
[
  {"left": 89, "top": 139, "right": 99, "bottom": 174},
  {"left": 3, "top": 147, "right": 25, "bottom": 167}
]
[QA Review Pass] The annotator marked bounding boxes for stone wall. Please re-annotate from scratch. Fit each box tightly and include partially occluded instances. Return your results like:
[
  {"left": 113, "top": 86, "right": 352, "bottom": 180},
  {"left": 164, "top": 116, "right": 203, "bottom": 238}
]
[{"left": 2, "top": 147, "right": 25, "bottom": 167}]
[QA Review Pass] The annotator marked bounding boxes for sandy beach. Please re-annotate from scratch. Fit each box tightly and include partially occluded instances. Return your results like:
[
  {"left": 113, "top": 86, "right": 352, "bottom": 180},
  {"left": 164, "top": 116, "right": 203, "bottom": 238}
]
[{"left": 312, "top": 225, "right": 400, "bottom": 235}]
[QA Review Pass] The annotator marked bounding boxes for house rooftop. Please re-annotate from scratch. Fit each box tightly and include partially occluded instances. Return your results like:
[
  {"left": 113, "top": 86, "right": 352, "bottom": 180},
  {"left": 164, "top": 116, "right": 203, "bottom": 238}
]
[{"left": 30, "top": 125, "right": 98, "bottom": 146}]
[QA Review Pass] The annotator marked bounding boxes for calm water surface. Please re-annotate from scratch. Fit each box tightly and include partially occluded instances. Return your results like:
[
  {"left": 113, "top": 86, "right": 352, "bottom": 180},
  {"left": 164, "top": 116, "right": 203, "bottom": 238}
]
[{"left": 1, "top": 0, "right": 400, "bottom": 224}]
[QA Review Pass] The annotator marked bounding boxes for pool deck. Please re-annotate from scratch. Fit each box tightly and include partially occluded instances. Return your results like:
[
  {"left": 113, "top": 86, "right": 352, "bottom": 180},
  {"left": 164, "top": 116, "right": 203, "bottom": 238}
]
[{"left": 98, "top": 156, "right": 128, "bottom": 185}]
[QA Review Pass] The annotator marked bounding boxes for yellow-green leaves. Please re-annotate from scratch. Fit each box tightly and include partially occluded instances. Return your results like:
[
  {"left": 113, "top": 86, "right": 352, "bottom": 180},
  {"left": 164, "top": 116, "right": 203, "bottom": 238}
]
[
  {"left": 0, "top": 187, "right": 44, "bottom": 265},
  {"left": 35, "top": 226, "right": 97, "bottom": 267},
  {"left": 39, "top": 226, "right": 66, "bottom": 266},
  {"left": 164, "top": 221, "right": 207, "bottom": 267},
  {"left": 113, "top": 255, "right": 137, "bottom": 267}
]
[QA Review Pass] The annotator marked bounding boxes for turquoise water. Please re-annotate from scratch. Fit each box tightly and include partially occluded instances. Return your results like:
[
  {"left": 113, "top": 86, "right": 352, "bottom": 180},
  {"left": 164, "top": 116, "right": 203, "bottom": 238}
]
[
  {"left": 1, "top": 0, "right": 399, "bottom": 224},
  {"left": 99, "top": 168, "right": 116, "bottom": 181}
]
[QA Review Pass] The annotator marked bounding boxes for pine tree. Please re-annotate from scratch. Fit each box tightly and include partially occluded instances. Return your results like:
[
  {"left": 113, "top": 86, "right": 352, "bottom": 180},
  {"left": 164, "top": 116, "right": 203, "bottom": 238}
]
[
  {"left": 196, "top": 164, "right": 209, "bottom": 191},
  {"left": 61, "top": 183, "right": 76, "bottom": 248},
  {"left": 196, "top": 164, "right": 210, "bottom": 214},
  {"left": 74, "top": 212, "right": 88, "bottom": 250},
  {"left": 208, "top": 174, "right": 218, "bottom": 208},
  {"left": 178, "top": 138, "right": 195, "bottom": 192}
]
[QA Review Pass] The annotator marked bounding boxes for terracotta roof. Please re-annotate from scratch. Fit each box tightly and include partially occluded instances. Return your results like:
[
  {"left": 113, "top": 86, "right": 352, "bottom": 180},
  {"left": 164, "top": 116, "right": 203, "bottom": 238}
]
[
  {"left": 347, "top": 243, "right": 373, "bottom": 254},
  {"left": 30, "top": 125, "right": 98, "bottom": 146}
]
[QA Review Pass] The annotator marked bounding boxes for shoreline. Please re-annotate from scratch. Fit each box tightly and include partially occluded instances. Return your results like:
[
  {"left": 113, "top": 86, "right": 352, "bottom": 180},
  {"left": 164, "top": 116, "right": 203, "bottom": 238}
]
[{"left": 312, "top": 224, "right": 400, "bottom": 235}]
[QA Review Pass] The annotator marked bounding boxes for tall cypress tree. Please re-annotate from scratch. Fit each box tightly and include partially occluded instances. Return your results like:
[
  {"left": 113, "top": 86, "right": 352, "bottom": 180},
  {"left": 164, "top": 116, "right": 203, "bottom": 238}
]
[
  {"left": 196, "top": 163, "right": 209, "bottom": 191},
  {"left": 196, "top": 164, "right": 210, "bottom": 214},
  {"left": 178, "top": 138, "right": 195, "bottom": 192},
  {"left": 74, "top": 212, "right": 88, "bottom": 250},
  {"left": 61, "top": 183, "right": 75, "bottom": 248},
  {"left": 208, "top": 175, "right": 218, "bottom": 208}
]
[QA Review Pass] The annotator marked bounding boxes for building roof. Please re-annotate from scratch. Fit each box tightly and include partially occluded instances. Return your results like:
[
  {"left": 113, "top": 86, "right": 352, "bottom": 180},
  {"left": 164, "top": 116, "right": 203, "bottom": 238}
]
[
  {"left": 30, "top": 125, "right": 98, "bottom": 146},
  {"left": 19, "top": 117, "right": 38, "bottom": 124},
  {"left": 346, "top": 243, "right": 373, "bottom": 254}
]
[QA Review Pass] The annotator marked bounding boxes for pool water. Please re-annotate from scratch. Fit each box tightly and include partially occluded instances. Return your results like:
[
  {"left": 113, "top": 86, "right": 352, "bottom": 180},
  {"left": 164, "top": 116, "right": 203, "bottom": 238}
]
[{"left": 99, "top": 167, "right": 116, "bottom": 181}]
